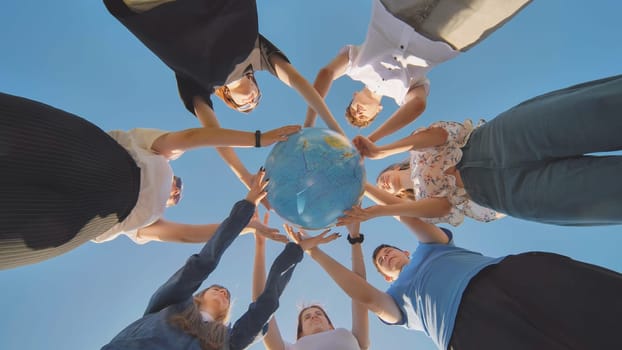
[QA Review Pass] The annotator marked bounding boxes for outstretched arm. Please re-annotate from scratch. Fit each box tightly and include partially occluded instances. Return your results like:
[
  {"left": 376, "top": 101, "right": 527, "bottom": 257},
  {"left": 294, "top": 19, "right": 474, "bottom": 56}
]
[
  {"left": 363, "top": 183, "right": 449, "bottom": 244},
  {"left": 143, "top": 171, "right": 268, "bottom": 315},
  {"left": 137, "top": 213, "right": 286, "bottom": 244},
  {"left": 286, "top": 228, "right": 401, "bottom": 325},
  {"left": 251, "top": 222, "right": 286, "bottom": 350},
  {"left": 354, "top": 126, "right": 447, "bottom": 160},
  {"left": 302, "top": 51, "right": 350, "bottom": 127},
  {"left": 144, "top": 200, "right": 255, "bottom": 315},
  {"left": 271, "top": 55, "right": 345, "bottom": 135},
  {"left": 347, "top": 223, "right": 370, "bottom": 350},
  {"left": 337, "top": 197, "right": 452, "bottom": 225},
  {"left": 367, "top": 85, "right": 427, "bottom": 143}
]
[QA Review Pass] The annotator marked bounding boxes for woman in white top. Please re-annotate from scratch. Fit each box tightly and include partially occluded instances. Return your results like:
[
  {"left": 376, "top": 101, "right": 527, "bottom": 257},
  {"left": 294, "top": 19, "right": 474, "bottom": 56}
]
[
  {"left": 0, "top": 91, "right": 298, "bottom": 270},
  {"left": 251, "top": 221, "right": 369, "bottom": 350},
  {"left": 305, "top": 0, "right": 531, "bottom": 142}
]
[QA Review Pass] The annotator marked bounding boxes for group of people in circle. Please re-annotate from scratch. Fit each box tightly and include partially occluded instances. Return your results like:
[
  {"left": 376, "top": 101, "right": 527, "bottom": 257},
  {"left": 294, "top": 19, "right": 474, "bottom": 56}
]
[{"left": 2, "top": 0, "right": 622, "bottom": 349}]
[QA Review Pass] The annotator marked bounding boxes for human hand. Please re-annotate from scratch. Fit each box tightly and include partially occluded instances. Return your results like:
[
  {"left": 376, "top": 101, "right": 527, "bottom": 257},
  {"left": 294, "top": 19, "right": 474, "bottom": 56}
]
[
  {"left": 284, "top": 224, "right": 341, "bottom": 251},
  {"left": 245, "top": 167, "right": 269, "bottom": 206},
  {"left": 249, "top": 211, "right": 288, "bottom": 243},
  {"left": 261, "top": 125, "right": 302, "bottom": 146},
  {"left": 336, "top": 205, "right": 378, "bottom": 226},
  {"left": 353, "top": 136, "right": 382, "bottom": 159},
  {"left": 246, "top": 172, "right": 272, "bottom": 211}
]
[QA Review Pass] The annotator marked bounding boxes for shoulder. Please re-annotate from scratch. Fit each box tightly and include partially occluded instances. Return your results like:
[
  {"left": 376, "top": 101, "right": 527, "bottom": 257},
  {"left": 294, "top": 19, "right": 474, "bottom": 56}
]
[{"left": 259, "top": 34, "right": 290, "bottom": 64}]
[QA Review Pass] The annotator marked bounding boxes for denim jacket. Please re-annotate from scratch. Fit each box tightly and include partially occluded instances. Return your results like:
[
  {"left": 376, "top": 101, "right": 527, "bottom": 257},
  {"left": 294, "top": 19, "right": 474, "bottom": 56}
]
[{"left": 101, "top": 200, "right": 303, "bottom": 350}]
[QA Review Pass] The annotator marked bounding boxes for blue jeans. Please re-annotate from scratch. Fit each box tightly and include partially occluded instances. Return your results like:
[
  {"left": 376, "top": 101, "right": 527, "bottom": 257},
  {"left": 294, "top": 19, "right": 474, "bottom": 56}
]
[{"left": 458, "top": 75, "right": 622, "bottom": 225}]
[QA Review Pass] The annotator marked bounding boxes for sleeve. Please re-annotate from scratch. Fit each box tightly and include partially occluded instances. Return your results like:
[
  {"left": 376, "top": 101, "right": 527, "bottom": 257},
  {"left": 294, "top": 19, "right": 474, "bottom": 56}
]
[
  {"left": 175, "top": 72, "right": 215, "bottom": 115},
  {"left": 338, "top": 44, "right": 359, "bottom": 75},
  {"left": 143, "top": 200, "right": 255, "bottom": 315},
  {"left": 228, "top": 243, "right": 303, "bottom": 350},
  {"left": 258, "top": 34, "right": 290, "bottom": 74}
]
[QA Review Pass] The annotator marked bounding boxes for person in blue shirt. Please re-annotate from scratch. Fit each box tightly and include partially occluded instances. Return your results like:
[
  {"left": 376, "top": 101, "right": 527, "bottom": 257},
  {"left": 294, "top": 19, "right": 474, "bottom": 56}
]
[
  {"left": 101, "top": 170, "right": 339, "bottom": 350},
  {"left": 288, "top": 184, "right": 622, "bottom": 350}
]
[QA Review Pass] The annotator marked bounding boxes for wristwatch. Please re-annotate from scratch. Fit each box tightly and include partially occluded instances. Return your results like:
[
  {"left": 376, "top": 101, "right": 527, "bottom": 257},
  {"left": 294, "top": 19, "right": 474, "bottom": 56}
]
[{"left": 347, "top": 233, "right": 364, "bottom": 245}]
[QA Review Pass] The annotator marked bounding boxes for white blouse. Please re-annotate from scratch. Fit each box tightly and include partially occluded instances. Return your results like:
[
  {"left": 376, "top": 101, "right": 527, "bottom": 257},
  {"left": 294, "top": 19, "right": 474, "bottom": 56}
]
[
  {"left": 343, "top": 0, "right": 459, "bottom": 105},
  {"left": 92, "top": 128, "right": 183, "bottom": 244},
  {"left": 285, "top": 328, "right": 360, "bottom": 350}
]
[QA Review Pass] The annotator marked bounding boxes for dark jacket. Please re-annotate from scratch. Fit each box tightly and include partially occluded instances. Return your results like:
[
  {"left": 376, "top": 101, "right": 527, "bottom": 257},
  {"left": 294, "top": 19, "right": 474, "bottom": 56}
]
[{"left": 101, "top": 200, "right": 303, "bottom": 350}]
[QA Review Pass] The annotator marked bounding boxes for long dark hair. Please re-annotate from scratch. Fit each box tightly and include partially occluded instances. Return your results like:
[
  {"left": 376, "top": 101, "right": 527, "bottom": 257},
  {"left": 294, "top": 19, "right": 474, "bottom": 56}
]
[
  {"left": 168, "top": 286, "right": 231, "bottom": 350},
  {"left": 376, "top": 159, "right": 415, "bottom": 200},
  {"left": 296, "top": 305, "right": 334, "bottom": 339}
]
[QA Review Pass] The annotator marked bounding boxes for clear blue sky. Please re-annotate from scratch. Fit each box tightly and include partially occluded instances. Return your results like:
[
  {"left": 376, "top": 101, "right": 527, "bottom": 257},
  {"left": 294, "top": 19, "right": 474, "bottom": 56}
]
[{"left": 1, "top": 1, "right": 621, "bottom": 349}]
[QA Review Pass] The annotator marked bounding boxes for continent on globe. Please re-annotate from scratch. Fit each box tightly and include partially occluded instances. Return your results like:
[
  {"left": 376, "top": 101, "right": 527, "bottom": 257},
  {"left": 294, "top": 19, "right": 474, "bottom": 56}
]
[{"left": 264, "top": 128, "right": 365, "bottom": 230}]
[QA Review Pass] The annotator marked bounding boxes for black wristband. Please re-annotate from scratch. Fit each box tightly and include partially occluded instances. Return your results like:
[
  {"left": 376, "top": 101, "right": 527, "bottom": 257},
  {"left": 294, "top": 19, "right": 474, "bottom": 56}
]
[
  {"left": 347, "top": 233, "right": 364, "bottom": 245},
  {"left": 255, "top": 130, "right": 261, "bottom": 148}
]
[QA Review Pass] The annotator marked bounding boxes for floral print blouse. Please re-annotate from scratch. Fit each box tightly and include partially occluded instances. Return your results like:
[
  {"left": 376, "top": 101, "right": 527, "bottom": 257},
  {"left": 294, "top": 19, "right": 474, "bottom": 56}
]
[{"left": 409, "top": 120, "right": 505, "bottom": 226}]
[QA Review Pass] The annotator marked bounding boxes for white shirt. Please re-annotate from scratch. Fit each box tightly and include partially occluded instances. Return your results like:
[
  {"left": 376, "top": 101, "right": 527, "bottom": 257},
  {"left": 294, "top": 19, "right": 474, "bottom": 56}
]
[
  {"left": 285, "top": 328, "right": 360, "bottom": 350},
  {"left": 92, "top": 128, "right": 183, "bottom": 244},
  {"left": 343, "top": 0, "right": 459, "bottom": 105}
]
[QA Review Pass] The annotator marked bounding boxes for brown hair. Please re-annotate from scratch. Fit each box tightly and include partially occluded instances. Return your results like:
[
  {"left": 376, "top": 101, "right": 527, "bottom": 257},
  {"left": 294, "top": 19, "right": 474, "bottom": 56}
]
[
  {"left": 371, "top": 244, "right": 402, "bottom": 280},
  {"left": 376, "top": 159, "right": 415, "bottom": 200},
  {"left": 296, "top": 305, "right": 334, "bottom": 339},
  {"left": 344, "top": 99, "right": 381, "bottom": 128},
  {"left": 168, "top": 285, "right": 232, "bottom": 350}
]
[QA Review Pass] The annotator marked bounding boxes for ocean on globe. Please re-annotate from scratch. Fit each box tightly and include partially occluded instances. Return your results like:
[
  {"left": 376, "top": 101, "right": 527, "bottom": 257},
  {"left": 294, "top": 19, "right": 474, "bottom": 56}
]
[{"left": 264, "top": 128, "right": 365, "bottom": 230}]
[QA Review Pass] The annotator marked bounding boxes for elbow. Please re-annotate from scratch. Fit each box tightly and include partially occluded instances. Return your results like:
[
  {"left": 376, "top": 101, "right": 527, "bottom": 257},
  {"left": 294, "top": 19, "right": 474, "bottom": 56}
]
[{"left": 317, "top": 67, "right": 336, "bottom": 82}]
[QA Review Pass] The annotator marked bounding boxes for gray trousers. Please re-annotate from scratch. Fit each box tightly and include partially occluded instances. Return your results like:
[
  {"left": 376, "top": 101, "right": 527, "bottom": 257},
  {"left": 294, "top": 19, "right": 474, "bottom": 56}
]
[
  {"left": 380, "top": 0, "right": 532, "bottom": 51},
  {"left": 458, "top": 75, "right": 622, "bottom": 226}
]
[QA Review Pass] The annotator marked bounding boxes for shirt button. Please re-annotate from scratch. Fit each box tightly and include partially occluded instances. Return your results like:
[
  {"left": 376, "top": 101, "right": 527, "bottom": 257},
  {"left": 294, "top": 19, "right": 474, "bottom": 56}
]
[{"left": 400, "top": 45, "right": 404, "bottom": 49}]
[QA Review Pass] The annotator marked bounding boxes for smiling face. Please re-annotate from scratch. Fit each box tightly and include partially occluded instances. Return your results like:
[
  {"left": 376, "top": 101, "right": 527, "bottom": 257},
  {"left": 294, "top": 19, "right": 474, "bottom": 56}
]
[
  {"left": 297, "top": 306, "right": 334, "bottom": 339},
  {"left": 223, "top": 72, "right": 261, "bottom": 112},
  {"left": 376, "top": 167, "right": 411, "bottom": 195},
  {"left": 197, "top": 285, "right": 231, "bottom": 320},
  {"left": 345, "top": 88, "right": 383, "bottom": 127},
  {"left": 372, "top": 245, "right": 410, "bottom": 282}
]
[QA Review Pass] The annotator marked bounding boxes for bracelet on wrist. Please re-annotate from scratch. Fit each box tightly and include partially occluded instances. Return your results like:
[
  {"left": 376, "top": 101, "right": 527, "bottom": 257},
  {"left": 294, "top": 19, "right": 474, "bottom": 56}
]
[
  {"left": 255, "top": 130, "right": 261, "bottom": 148},
  {"left": 347, "top": 233, "right": 364, "bottom": 245}
]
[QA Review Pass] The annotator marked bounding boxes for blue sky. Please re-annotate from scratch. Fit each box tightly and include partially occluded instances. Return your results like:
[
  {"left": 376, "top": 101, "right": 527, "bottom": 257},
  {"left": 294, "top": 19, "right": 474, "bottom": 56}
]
[{"left": 1, "top": 1, "right": 621, "bottom": 349}]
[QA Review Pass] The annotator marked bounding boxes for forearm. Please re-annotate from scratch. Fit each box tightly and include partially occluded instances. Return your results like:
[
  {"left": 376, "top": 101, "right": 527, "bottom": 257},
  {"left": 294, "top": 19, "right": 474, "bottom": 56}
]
[
  {"left": 230, "top": 243, "right": 303, "bottom": 350},
  {"left": 252, "top": 240, "right": 267, "bottom": 301},
  {"left": 304, "top": 68, "right": 336, "bottom": 127},
  {"left": 368, "top": 95, "right": 426, "bottom": 143},
  {"left": 364, "top": 183, "right": 449, "bottom": 243},
  {"left": 373, "top": 197, "right": 452, "bottom": 219},
  {"left": 308, "top": 247, "right": 376, "bottom": 306},
  {"left": 292, "top": 74, "right": 344, "bottom": 134},
  {"left": 350, "top": 236, "right": 370, "bottom": 349}
]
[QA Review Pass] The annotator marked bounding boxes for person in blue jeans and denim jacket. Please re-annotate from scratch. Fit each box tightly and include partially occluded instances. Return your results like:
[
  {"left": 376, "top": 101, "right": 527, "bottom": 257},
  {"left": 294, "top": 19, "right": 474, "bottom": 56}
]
[{"left": 101, "top": 170, "right": 339, "bottom": 350}]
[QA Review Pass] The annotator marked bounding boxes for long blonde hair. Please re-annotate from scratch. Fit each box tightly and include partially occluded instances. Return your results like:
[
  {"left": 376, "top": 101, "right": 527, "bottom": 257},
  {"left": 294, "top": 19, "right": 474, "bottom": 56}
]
[{"left": 168, "top": 286, "right": 231, "bottom": 350}]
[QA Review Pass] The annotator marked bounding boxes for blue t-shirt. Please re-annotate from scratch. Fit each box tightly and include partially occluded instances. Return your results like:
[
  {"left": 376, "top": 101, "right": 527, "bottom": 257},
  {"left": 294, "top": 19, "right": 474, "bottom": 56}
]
[{"left": 384, "top": 229, "right": 505, "bottom": 350}]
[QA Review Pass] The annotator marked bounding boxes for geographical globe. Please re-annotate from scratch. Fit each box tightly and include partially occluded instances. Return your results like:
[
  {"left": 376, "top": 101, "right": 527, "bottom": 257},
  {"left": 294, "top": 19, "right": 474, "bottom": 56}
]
[{"left": 264, "top": 128, "right": 365, "bottom": 230}]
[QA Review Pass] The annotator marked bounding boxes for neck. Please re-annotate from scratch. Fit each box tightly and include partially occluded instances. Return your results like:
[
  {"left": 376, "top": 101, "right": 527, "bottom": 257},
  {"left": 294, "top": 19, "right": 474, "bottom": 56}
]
[{"left": 362, "top": 86, "right": 382, "bottom": 103}]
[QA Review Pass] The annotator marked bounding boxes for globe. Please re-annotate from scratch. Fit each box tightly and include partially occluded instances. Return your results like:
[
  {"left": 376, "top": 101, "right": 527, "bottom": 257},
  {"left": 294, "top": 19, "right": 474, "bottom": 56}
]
[{"left": 264, "top": 128, "right": 365, "bottom": 230}]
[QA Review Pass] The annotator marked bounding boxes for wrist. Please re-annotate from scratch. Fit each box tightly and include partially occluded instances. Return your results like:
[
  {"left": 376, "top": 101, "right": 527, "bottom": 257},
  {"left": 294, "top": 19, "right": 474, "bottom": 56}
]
[
  {"left": 347, "top": 233, "right": 364, "bottom": 245},
  {"left": 255, "top": 130, "right": 261, "bottom": 148}
]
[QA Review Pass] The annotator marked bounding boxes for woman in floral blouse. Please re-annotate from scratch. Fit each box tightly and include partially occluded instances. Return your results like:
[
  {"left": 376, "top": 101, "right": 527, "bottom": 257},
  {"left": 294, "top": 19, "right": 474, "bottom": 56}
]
[{"left": 339, "top": 75, "right": 622, "bottom": 227}]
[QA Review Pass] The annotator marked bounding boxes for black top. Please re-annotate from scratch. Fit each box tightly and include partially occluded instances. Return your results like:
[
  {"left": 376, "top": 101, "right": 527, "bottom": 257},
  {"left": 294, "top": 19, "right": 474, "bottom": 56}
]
[{"left": 104, "top": 0, "right": 289, "bottom": 114}]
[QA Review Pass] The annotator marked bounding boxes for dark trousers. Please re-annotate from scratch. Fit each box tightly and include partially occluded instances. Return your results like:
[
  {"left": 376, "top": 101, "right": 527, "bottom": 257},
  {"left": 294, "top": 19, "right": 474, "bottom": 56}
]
[
  {"left": 0, "top": 93, "right": 140, "bottom": 269},
  {"left": 449, "top": 252, "right": 622, "bottom": 350}
]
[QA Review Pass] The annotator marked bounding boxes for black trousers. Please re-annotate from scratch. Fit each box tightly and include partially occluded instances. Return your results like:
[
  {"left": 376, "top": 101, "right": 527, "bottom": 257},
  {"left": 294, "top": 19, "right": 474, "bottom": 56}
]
[
  {"left": 449, "top": 252, "right": 622, "bottom": 350},
  {"left": 0, "top": 92, "right": 140, "bottom": 269}
]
